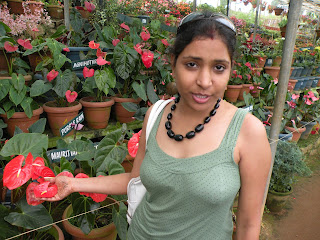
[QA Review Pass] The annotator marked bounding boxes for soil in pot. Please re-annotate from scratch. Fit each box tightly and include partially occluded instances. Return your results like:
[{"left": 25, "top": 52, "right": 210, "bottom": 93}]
[{"left": 80, "top": 97, "right": 114, "bottom": 129}]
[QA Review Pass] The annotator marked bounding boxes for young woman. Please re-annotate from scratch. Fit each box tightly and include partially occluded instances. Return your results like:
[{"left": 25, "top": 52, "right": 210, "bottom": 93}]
[{"left": 42, "top": 12, "right": 271, "bottom": 240}]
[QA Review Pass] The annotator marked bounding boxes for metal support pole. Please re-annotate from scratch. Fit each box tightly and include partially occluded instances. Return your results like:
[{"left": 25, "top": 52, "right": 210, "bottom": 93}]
[
  {"left": 253, "top": 0, "right": 260, "bottom": 43},
  {"left": 227, "top": 0, "right": 230, "bottom": 17},
  {"left": 64, "top": 0, "right": 70, "bottom": 31},
  {"left": 262, "top": 0, "right": 303, "bottom": 212},
  {"left": 193, "top": 0, "right": 197, "bottom": 12}
]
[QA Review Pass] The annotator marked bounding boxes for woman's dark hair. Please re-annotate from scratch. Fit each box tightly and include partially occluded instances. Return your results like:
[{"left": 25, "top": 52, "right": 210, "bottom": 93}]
[{"left": 170, "top": 11, "right": 237, "bottom": 65}]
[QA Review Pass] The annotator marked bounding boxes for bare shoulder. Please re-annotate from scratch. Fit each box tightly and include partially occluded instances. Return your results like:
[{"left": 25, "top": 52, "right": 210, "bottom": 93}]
[{"left": 241, "top": 112, "right": 268, "bottom": 140}]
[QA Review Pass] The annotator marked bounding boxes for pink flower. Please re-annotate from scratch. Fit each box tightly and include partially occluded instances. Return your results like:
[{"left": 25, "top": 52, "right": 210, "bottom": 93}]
[
  {"left": 273, "top": 78, "right": 278, "bottom": 84},
  {"left": 4, "top": 41, "right": 18, "bottom": 52},
  {"left": 47, "top": 70, "right": 59, "bottom": 82},
  {"left": 141, "top": 50, "right": 154, "bottom": 68},
  {"left": 112, "top": 39, "right": 120, "bottom": 46},
  {"left": 17, "top": 39, "right": 32, "bottom": 50},
  {"left": 89, "top": 40, "right": 100, "bottom": 49},
  {"left": 140, "top": 29, "right": 150, "bottom": 41},
  {"left": 161, "top": 81, "right": 165, "bottom": 85},
  {"left": 128, "top": 130, "right": 142, "bottom": 157},
  {"left": 287, "top": 101, "right": 296, "bottom": 109},
  {"left": 71, "top": 123, "right": 84, "bottom": 130},
  {"left": 65, "top": 90, "right": 78, "bottom": 103},
  {"left": 120, "top": 23, "right": 130, "bottom": 32},
  {"left": 134, "top": 43, "right": 143, "bottom": 55},
  {"left": 97, "top": 56, "right": 109, "bottom": 66},
  {"left": 238, "top": 75, "right": 242, "bottom": 79},
  {"left": 249, "top": 86, "right": 254, "bottom": 90},
  {"left": 305, "top": 99, "right": 312, "bottom": 105},
  {"left": 161, "top": 39, "right": 169, "bottom": 46},
  {"left": 83, "top": 66, "right": 94, "bottom": 78},
  {"left": 257, "top": 86, "right": 264, "bottom": 90},
  {"left": 245, "top": 62, "right": 252, "bottom": 70},
  {"left": 84, "top": 1, "right": 95, "bottom": 12},
  {"left": 63, "top": 47, "right": 70, "bottom": 52},
  {"left": 291, "top": 94, "right": 300, "bottom": 100},
  {"left": 32, "top": 28, "right": 39, "bottom": 32},
  {"left": 232, "top": 70, "right": 237, "bottom": 75},
  {"left": 96, "top": 48, "right": 106, "bottom": 58}
]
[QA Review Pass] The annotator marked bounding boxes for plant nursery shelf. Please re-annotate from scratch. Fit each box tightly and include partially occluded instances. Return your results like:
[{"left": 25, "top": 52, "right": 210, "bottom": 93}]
[{"left": 47, "top": 120, "right": 143, "bottom": 148}]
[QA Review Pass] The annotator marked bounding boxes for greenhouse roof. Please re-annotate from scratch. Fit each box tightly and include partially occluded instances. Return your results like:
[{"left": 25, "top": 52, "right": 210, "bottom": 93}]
[{"left": 303, "top": 0, "right": 320, "bottom": 13}]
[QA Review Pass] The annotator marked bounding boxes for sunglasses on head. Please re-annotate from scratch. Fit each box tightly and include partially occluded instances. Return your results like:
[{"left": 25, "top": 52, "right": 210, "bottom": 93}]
[{"left": 177, "top": 12, "right": 237, "bottom": 34}]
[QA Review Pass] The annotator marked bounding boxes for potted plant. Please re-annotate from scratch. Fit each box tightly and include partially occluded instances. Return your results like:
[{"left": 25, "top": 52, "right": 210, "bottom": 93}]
[
  {"left": 46, "top": 0, "right": 64, "bottom": 19},
  {"left": 225, "top": 66, "right": 243, "bottom": 103},
  {"left": 278, "top": 17, "right": 288, "bottom": 38},
  {"left": 274, "top": 6, "right": 284, "bottom": 16},
  {"left": 266, "top": 140, "right": 311, "bottom": 212},
  {"left": 79, "top": 41, "right": 116, "bottom": 129},
  {"left": 27, "top": 37, "right": 82, "bottom": 136},
  {"left": 267, "top": 5, "right": 274, "bottom": 13},
  {"left": 233, "top": 59, "right": 254, "bottom": 101}
]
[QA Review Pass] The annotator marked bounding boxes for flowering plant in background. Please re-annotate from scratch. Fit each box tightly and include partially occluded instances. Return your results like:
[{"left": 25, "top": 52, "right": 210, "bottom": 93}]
[
  {"left": 296, "top": 90, "right": 320, "bottom": 122},
  {"left": 75, "top": 1, "right": 96, "bottom": 13},
  {"left": 128, "top": 130, "right": 142, "bottom": 157}
]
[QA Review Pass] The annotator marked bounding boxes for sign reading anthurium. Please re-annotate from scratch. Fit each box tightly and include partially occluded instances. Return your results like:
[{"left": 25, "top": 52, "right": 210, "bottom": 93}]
[
  {"left": 59, "top": 111, "right": 84, "bottom": 137},
  {"left": 47, "top": 143, "right": 99, "bottom": 163},
  {"left": 72, "top": 58, "right": 98, "bottom": 70}
]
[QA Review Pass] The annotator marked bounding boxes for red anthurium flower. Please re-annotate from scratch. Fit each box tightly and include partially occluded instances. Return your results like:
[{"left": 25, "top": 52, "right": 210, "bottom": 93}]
[
  {"left": 63, "top": 47, "right": 70, "bottom": 52},
  {"left": 128, "top": 130, "right": 142, "bottom": 157},
  {"left": 26, "top": 182, "right": 45, "bottom": 206},
  {"left": 4, "top": 41, "right": 18, "bottom": 52},
  {"left": 75, "top": 6, "right": 85, "bottom": 10},
  {"left": 65, "top": 90, "right": 78, "bottom": 103},
  {"left": 57, "top": 171, "right": 74, "bottom": 178},
  {"left": 47, "top": 69, "right": 59, "bottom": 82},
  {"left": 84, "top": 1, "right": 95, "bottom": 12},
  {"left": 120, "top": 23, "right": 130, "bottom": 32},
  {"left": 75, "top": 173, "right": 91, "bottom": 196},
  {"left": 112, "top": 39, "right": 120, "bottom": 47},
  {"left": 34, "top": 181, "right": 58, "bottom": 198},
  {"left": 90, "top": 176, "right": 107, "bottom": 202},
  {"left": 89, "top": 40, "right": 100, "bottom": 49},
  {"left": 17, "top": 39, "right": 33, "bottom": 50},
  {"left": 134, "top": 44, "right": 142, "bottom": 55},
  {"left": 83, "top": 66, "right": 94, "bottom": 78},
  {"left": 97, "top": 56, "right": 108, "bottom": 66},
  {"left": 32, "top": 166, "right": 55, "bottom": 183},
  {"left": 96, "top": 48, "right": 107, "bottom": 58},
  {"left": 161, "top": 39, "right": 169, "bottom": 46},
  {"left": 3, "top": 153, "right": 33, "bottom": 190},
  {"left": 140, "top": 30, "right": 150, "bottom": 41},
  {"left": 141, "top": 50, "right": 154, "bottom": 69}
]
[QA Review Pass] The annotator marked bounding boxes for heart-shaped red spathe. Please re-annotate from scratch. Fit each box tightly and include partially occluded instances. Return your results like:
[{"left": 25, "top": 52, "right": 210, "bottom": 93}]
[
  {"left": 57, "top": 171, "right": 74, "bottom": 178},
  {"left": 26, "top": 182, "right": 45, "bottom": 206},
  {"left": 83, "top": 66, "right": 94, "bottom": 78},
  {"left": 34, "top": 181, "right": 58, "bottom": 198},
  {"left": 128, "top": 130, "right": 142, "bottom": 158},
  {"left": 65, "top": 90, "right": 78, "bottom": 103},
  {"left": 47, "top": 69, "right": 59, "bottom": 82},
  {"left": 32, "top": 166, "right": 55, "bottom": 183},
  {"left": 3, "top": 153, "right": 33, "bottom": 190}
]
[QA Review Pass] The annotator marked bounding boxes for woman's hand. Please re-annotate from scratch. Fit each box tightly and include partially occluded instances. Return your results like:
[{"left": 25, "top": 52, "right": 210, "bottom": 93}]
[{"left": 39, "top": 176, "right": 74, "bottom": 202}]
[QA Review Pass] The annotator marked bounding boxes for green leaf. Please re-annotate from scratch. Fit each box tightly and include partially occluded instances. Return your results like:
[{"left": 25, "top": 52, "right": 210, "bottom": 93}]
[
  {"left": 3, "top": 101, "right": 13, "bottom": 111},
  {"left": 23, "top": 42, "right": 47, "bottom": 56},
  {"left": 0, "top": 133, "right": 48, "bottom": 157},
  {"left": 50, "top": 25, "right": 67, "bottom": 39},
  {"left": 147, "top": 80, "right": 159, "bottom": 104},
  {"left": 30, "top": 80, "right": 52, "bottom": 97},
  {"left": 0, "top": 119, "right": 7, "bottom": 128},
  {"left": 0, "top": 204, "right": 20, "bottom": 239},
  {"left": 132, "top": 81, "right": 147, "bottom": 101},
  {"left": 13, "top": 58, "right": 30, "bottom": 70},
  {"left": 4, "top": 198, "right": 53, "bottom": 231},
  {"left": 6, "top": 108, "right": 15, "bottom": 119},
  {"left": 107, "top": 160, "right": 125, "bottom": 175},
  {"left": 9, "top": 86, "right": 26, "bottom": 106},
  {"left": 56, "top": 139, "right": 68, "bottom": 149},
  {"left": 72, "top": 197, "right": 95, "bottom": 235},
  {"left": 0, "top": 21, "right": 11, "bottom": 34},
  {"left": 20, "top": 97, "right": 33, "bottom": 118},
  {"left": 14, "top": 126, "right": 23, "bottom": 135},
  {"left": 113, "top": 42, "right": 138, "bottom": 80},
  {"left": 83, "top": 76, "right": 96, "bottom": 93},
  {"left": 10, "top": 73, "right": 25, "bottom": 92},
  {"left": 53, "top": 69, "right": 73, "bottom": 98},
  {"left": 68, "top": 139, "right": 95, "bottom": 161},
  {"left": 112, "top": 202, "right": 128, "bottom": 240},
  {"left": 0, "top": 78, "right": 10, "bottom": 101},
  {"left": 28, "top": 118, "right": 46, "bottom": 133},
  {"left": 0, "top": 107, "right": 5, "bottom": 115},
  {"left": 121, "top": 102, "right": 139, "bottom": 112}
]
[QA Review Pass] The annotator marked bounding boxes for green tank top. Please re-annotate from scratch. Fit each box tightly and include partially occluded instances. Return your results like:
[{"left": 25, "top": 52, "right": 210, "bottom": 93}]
[{"left": 128, "top": 108, "right": 248, "bottom": 240}]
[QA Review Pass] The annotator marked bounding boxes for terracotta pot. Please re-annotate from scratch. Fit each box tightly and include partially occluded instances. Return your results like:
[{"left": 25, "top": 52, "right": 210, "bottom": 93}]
[
  {"left": 113, "top": 97, "right": 141, "bottom": 123},
  {"left": 264, "top": 66, "right": 280, "bottom": 79},
  {"left": 274, "top": 8, "right": 284, "bottom": 16},
  {"left": 288, "top": 79, "right": 298, "bottom": 92},
  {"left": 253, "top": 55, "right": 267, "bottom": 68},
  {"left": 284, "top": 125, "right": 306, "bottom": 142},
  {"left": 76, "top": 8, "right": 91, "bottom": 19},
  {"left": 7, "top": 0, "right": 24, "bottom": 14},
  {"left": 26, "top": 1, "right": 44, "bottom": 14},
  {"left": 272, "top": 56, "right": 282, "bottom": 67},
  {"left": 261, "top": 6, "right": 266, "bottom": 11},
  {"left": 43, "top": 101, "right": 82, "bottom": 137},
  {"left": 238, "top": 84, "right": 252, "bottom": 101},
  {"left": 47, "top": 5, "right": 64, "bottom": 19},
  {"left": 80, "top": 97, "right": 114, "bottom": 129},
  {"left": 268, "top": 9, "right": 273, "bottom": 13},
  {"left": 62, "top": 197, "right": 118, "bottom": 240},
  {"left": 224, "top": 85, "right": 242, "bottom": 103},
  {"left": 266, "top": 188, "right": 293, "bottom": 212},
  {"left": 28, "top": 50, "right": 51, "bottom": 72},
  {"left": 122, "top": 154, "right": 135, "bottom": 173},
  {"left": 53, "top": 224, "right": 65, "bottom": 240},
  {"left": 0, "top": 106, "right": 43, "bottom": 137},
  {"left": 0, "top": 74, "right": 32, "bottom": 86}
]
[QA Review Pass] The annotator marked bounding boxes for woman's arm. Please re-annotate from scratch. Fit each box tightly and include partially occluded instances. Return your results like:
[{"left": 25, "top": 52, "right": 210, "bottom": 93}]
[
  {"left": 235, "top": 114, "right": 272, "bottom": 240},
  {"left": 40, "top": 105, "right": 154, "bottom": 201}
]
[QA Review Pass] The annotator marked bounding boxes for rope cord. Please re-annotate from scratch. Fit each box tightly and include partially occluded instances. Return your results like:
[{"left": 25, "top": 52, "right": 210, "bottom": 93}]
[{"left": 5, "top": 199, "right": 127, "bottom": 240}]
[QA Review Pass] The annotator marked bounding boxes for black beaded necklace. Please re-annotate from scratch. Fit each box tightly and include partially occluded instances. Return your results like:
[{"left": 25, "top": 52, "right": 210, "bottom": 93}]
[{"left": 165, "top": 97, "right": 221, "bottom": 141}]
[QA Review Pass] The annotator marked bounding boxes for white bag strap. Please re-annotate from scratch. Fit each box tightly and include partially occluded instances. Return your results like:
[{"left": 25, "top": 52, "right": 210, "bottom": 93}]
[{"left": 146, "top": 99, "right": 173, "bottom": 145}]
